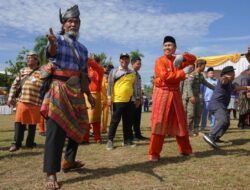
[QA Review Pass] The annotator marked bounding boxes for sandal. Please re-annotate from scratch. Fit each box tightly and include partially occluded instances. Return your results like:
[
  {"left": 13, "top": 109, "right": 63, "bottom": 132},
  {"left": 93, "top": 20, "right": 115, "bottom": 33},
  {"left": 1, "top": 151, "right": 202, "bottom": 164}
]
[
  {"left": 9, "top": 144, "right": 19, "bottom": 152},
  {"left": 46, "top": 174, "right": 59, "bottom": 190},
  {"left": 61, "top": 160, "right": 85, "bottom": 173}
]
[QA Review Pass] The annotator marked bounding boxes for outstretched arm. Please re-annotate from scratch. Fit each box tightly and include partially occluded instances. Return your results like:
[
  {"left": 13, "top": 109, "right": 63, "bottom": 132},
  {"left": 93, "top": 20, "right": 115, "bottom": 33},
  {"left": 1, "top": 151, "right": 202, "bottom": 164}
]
[{"left": 47, "top": 28, "right": 57, "bottom": 57}]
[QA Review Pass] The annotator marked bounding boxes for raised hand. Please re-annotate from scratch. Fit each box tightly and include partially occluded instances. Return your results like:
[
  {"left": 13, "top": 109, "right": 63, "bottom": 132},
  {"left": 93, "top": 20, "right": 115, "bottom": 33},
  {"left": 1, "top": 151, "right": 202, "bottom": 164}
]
[{"left": 47, "top": 28, "right": 56, "bottom": 45}]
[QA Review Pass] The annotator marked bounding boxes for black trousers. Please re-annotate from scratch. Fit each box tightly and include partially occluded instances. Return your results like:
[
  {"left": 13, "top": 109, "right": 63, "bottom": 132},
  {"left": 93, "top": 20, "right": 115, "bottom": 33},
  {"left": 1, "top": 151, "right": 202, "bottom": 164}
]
[
  {"left": 43, "top": 118, "right": 78, "bottom": 173},
  {"left": 108, "top": 101, "right": 134, "bottom": 142},
  {"left": 210, "top": 108, "right": 230, "bottom": 140},
  {"left": 132, "top": 104, "right": 142, "bottom": 138},
  {"left": 14, "top": 122, "right": 36, "bottom": 147}
]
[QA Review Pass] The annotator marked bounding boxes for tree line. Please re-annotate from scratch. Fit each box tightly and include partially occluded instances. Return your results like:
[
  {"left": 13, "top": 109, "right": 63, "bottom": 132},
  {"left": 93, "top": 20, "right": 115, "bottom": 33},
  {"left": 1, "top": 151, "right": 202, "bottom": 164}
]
[{"left": 0, "top": 36, "right": 153, "bottom": 98}]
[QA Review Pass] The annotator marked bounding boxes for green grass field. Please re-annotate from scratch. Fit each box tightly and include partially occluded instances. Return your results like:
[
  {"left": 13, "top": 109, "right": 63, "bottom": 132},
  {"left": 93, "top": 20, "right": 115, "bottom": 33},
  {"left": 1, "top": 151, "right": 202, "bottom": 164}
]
[{"left": 1, "top": 112, "right": 250, "bottom": 190}]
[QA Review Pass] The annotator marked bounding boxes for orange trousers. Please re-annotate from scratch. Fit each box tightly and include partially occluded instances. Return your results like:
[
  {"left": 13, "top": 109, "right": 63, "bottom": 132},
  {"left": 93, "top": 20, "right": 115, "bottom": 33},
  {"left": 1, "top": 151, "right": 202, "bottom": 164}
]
[
  {"left": 83, "top": 122, "right": 101, "bottom": 142},
  {"left": 148, "top": 134, "right": 192, "bottom": 160}
]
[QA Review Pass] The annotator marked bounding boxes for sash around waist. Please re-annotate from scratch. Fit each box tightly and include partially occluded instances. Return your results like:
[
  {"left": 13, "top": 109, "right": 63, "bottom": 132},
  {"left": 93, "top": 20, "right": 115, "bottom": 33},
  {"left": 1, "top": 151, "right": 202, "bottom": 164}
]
[
  {"left": 53, "top": 70, "right": 81, "bottom": 82},
  {"left": 53, "top": 70, "right": 81, "bottom": 77}
]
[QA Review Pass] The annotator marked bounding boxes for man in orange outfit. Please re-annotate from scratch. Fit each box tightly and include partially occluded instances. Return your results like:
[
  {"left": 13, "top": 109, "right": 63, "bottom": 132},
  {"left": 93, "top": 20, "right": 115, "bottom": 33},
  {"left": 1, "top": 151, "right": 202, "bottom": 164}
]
[
  {"left": 84, "top": 57, "right": 104, "bottom": 143},
  {"left": 149, "top": 36, "right": 196, "bottom": 161}
]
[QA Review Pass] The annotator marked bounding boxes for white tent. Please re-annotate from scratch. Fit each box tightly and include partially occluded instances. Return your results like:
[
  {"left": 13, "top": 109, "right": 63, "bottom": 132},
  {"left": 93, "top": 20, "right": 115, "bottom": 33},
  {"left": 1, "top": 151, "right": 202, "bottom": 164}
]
[
  {"left": 206, "top": 56, "right": 249, "bottom": 78},
  {"left": 200, "top": 53, "right": 249, "bottom": 78}
]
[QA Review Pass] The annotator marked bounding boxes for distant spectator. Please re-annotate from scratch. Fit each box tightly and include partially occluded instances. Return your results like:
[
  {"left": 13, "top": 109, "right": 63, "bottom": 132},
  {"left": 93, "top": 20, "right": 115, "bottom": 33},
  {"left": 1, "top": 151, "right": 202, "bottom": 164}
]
[
  {"left": 238, "top": 65, "right": 250, "bottom": 129},
  {"left": 227, "top": 91, "right": 238, "bottom": 120},
  {"left": 200, "top": 67, "right": 217, "bottom": 131},
  {"left": 144, "top": 97, "right": 149, "bottom": 112}
]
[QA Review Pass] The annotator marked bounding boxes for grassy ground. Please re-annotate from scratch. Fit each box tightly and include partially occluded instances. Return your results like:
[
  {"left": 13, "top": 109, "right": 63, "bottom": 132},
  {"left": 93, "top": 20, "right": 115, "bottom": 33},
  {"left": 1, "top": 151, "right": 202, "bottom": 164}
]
[{"left": 1, "top": 112, "right": 250, "bottom": 190}]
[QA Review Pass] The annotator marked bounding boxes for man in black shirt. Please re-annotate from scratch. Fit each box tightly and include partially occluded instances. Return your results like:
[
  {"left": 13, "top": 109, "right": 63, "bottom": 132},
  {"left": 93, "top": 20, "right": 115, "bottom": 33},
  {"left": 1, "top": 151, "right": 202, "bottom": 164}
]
[{"left": 203, "top": 66, "right": 250, "bottom": 148}]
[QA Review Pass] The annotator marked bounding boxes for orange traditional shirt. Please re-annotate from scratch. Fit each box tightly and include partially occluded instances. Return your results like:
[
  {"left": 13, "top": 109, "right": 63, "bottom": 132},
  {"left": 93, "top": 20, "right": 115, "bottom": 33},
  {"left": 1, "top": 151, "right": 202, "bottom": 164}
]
[
  {"left": 87, "top": 59, "right": 104, "bottom": 92},
  {"left": 154, "top": 53, "right": 196, "bottom": 88},
  {"left": 152, "top": 53, "right": 196, "bottom": 136}
]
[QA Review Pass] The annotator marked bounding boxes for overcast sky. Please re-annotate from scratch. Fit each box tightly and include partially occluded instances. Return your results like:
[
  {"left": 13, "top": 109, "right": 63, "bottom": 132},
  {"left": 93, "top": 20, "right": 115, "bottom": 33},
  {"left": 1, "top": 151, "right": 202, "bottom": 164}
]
[{"left": 0, "top": 0, "right": 250, "bottom": 85}]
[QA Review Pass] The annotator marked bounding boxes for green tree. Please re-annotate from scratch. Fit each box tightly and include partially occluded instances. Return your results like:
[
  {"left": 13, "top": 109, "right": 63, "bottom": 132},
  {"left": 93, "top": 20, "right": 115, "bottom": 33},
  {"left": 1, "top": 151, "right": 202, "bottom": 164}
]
[
  {"left": 33, "top": 35, "right": 48, "bottom": 65},
  {"left": 3, "top": 35, "right": 48, "bottom": 88},
  {"left": 4, "top": 48, "right": 29, "bottom": 87},
  {"left": 143, "top": 84, "right": 153, "bottom": 98},
  {"left": 130, "top": 49, "right": 144, "bottom": 61},
  {"left": 150, "top": 75, "right": 155, "bottom": 87},
  {"left": 0, "top": 72, "right": 9, "bottom": 87},
  {"left": 92, "top": 52, "right": 113, "bottom": 66}
]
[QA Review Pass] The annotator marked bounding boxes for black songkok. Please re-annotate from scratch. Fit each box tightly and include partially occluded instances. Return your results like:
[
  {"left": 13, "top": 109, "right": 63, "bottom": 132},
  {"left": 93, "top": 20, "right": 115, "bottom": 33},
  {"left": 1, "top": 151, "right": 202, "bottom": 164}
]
[{"left": 163, "top": 36, "right": 176, "bottom": 46}]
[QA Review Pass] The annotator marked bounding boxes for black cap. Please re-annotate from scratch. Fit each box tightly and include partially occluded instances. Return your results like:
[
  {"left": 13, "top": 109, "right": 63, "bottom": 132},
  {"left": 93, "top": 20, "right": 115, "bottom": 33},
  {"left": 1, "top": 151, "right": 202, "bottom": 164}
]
[
  {"left": 163, "top": 36, "right": 176, "bottom": 45},
  {"left": 120, "top": 53, "right": 130, "bottom": 59},
  {"left": 104, "top": 64, "right": 114, "bottom": 74},
  {"left": 221, "top": 66, "right": 235, "bottom": 76},
  {"left": 207, "top": 67, "right": 214, "bottom": 72}
]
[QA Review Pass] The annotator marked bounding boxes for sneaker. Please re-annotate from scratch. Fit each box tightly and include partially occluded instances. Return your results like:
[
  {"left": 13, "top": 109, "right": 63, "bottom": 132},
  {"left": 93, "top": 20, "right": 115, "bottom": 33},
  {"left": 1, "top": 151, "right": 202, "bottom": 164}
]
[
  {"left": 122, "top": 141, "right": 136, "bottom": 148},
  {"left": 135, "top": 135, "right": 149, "bottom": 141},
  {"left": 215, "top": 138, "right": 225, "bottom": 143},
  {"left": 133, "top": 137, "right": 139, "bottom": 142},
  {"left": 203, "top": 134, "right": 218, "bottom": 149},
  {"left": 106, "top": 140, "right": 114, "bottom": 150}
]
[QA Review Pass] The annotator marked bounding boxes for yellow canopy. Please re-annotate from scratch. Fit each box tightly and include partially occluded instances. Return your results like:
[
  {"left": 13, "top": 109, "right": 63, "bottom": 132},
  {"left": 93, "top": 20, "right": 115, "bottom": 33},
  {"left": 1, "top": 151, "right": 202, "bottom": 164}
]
[{"left": 199, "top": 53, "right": 241, "bottom": 67}]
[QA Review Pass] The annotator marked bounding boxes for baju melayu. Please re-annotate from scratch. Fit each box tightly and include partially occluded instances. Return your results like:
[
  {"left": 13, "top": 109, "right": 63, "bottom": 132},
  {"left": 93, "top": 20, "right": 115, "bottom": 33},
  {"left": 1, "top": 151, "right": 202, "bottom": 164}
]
[
  {"left": 8, "top": 67, "right": 43, "bottom": 148},
  {"left": 83, "top": 59, "right": 104, "bottom": 142},
  {"left": 41, "top": 33, "right": 90, "bottom": 173},
  {"left": 149, "top": 53, "right": 196, "bottom": 160}
]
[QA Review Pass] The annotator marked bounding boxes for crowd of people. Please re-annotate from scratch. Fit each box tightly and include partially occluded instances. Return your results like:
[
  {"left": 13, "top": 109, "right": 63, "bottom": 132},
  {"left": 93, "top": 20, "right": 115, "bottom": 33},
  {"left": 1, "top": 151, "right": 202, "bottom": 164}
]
[{"left": 3, "top": 4, "right": 250, "bottom": 190}]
